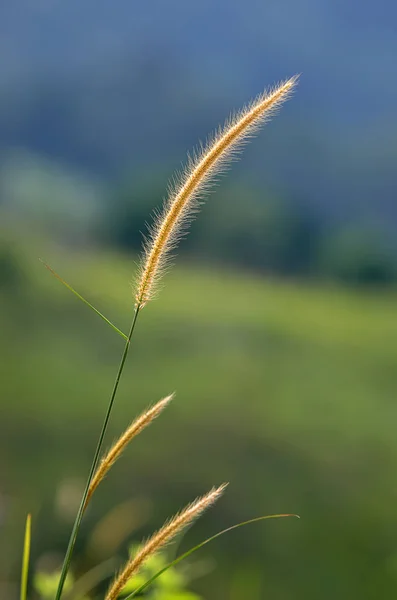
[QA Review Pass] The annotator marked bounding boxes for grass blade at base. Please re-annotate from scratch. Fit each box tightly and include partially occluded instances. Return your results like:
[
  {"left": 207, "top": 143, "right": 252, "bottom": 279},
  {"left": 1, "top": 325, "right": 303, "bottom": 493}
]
[{"left": 20, "top": 513, "right": 31, "bottom": 600}]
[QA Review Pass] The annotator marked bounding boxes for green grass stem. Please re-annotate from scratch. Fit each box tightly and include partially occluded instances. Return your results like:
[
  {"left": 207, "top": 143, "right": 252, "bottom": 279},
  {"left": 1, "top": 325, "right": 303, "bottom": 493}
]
[{"left": 54, "top": 305, "right": 141, "bottom": 600}]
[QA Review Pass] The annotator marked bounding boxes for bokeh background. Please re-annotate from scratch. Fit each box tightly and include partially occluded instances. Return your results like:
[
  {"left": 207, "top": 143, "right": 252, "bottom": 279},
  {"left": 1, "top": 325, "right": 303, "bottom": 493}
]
[{"left": 1, "top": 1, "right": 397, "bottom": 599}]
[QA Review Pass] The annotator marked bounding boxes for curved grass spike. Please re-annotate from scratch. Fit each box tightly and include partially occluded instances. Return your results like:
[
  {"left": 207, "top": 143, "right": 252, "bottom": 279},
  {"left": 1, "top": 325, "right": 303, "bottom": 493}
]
[
  {"left": 84, "top": 394, "right": 173, "bottom": 508},
  {"left": 135, "top": 76, "right": 298, "bottom": 307},
  {"left": 20, "top": 513, "right": 31, "bottom": 600},
  {"left": 105, "top": 484, "right": 227, "bottom": 600},
  {"left": 55, "top": 76, "right": 297, "bottom": 600},
  {"left": 124, "top": 513, "right": 300, "bottom": 599}
]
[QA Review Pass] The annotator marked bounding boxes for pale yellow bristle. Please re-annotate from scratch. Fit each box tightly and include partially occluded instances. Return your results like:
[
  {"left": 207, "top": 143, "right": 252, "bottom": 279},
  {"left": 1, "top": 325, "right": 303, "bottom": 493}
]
[
  {"left": 105, "top": 483, "right": 228, "bottom": 600},
  {"left": 85, "top": 394, "right": 173, "bottom": 508},
  {"left": 135, "top": 76, "right": 298, "bottom": 307}
]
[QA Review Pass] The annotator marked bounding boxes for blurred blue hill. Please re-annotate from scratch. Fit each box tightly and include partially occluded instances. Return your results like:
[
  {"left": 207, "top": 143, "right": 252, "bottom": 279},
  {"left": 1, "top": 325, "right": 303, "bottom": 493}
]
[{"left": 0, "top": 0, "right": 396, "bottom": 224}]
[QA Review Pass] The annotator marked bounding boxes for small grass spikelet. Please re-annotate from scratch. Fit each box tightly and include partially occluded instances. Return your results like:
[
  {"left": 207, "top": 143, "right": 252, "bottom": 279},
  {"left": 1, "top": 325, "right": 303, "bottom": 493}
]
[
  {"left": 85, "top": 394, "right": 173, "bottom": 508},
  {"left": 105, "top": 483, "right": 228, "bottom": 600},
  {"left": 135, "top": 75, "right": 298, "bottom": 307}
]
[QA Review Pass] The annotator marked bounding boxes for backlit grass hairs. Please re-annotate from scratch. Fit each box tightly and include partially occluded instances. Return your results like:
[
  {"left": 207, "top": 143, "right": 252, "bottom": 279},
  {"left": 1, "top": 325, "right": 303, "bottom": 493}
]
[
  {"left": 135, "top": 75, "right": 298, "bottom": 308},
  {"left": 105, "top": 484, "right": 227, "bottom": 600},
  {"left": 85, "top": 394, "right": 174, "bottom": 508}
]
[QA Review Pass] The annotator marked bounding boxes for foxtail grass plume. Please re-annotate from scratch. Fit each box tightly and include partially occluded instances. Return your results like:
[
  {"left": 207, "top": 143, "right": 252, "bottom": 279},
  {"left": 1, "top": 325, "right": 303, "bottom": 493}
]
[
  {"left": 85, "top": 394, "right": 173, "bottom": 508},
  {"left": 105, "top": 483, "right": 228, "bottom": 600},
  {"left": 135, "top": 76, "right": 298, "bottom": 307}
]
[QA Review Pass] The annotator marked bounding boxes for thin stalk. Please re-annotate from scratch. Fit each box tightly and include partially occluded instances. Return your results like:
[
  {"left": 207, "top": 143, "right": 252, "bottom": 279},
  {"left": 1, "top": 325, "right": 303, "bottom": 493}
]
[{"left": 54, "top": 305, "right": 141, "bottom": 600}]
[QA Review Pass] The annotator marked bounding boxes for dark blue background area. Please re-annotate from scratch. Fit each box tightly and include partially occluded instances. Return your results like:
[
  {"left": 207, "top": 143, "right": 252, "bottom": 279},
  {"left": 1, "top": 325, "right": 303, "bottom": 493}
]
[{"left": 0, "top": 0, "right": 396, "bottom": 224}]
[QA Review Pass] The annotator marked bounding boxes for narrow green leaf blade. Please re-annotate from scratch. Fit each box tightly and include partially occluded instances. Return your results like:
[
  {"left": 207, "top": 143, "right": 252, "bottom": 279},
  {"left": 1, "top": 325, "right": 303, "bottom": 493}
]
[
  {"left": 39, "top": 259, "right": 128, "bottom": 340},
  {"left": 20, "top": 513, "right": 31, "bottom": 600},
  {"left": 124, "top": 513, "right": 299, "bottom": 599}
]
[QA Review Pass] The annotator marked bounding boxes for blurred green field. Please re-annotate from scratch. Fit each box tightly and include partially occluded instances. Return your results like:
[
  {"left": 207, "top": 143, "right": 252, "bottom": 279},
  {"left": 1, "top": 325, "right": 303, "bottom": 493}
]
[{"left": 2, "top": 235, "right": 397, "bottom": 600}]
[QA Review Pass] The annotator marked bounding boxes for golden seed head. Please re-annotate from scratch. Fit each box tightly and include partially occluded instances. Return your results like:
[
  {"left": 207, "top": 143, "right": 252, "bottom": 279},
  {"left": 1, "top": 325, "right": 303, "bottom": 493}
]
[
  {"left": 85, "top": 394, "right": 174, "bottom": 509},
  {"left": 135, "top": 76, "right": 298, "bottom": 308},
  {"left": 105, "top": 483, "right": 228, "bottom": 600}
]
